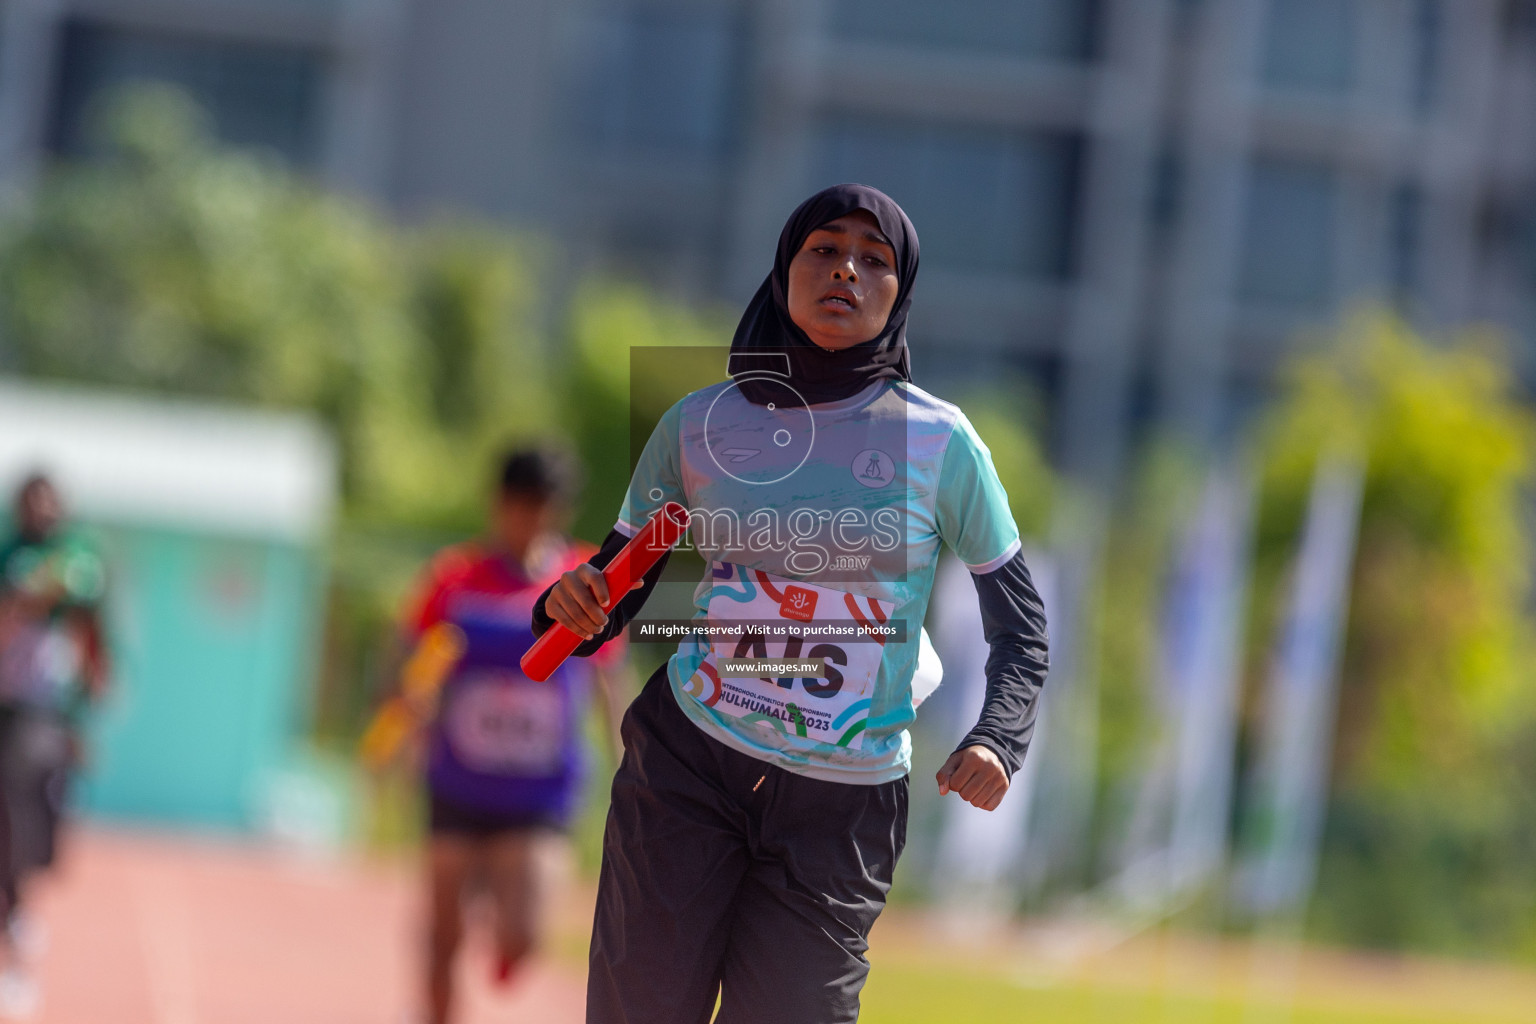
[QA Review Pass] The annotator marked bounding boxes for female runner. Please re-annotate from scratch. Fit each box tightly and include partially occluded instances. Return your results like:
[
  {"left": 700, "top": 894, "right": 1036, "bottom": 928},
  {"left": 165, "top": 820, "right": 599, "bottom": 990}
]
[{"left": 536, "top": 183, "right": 1049, "bottom": 1023}]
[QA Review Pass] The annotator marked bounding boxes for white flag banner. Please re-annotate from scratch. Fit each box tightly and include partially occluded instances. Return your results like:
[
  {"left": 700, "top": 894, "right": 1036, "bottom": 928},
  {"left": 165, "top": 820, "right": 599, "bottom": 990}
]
[
  {"left": 1236, "top": 451, "right": 1365, "bottom": 918},
  {"left": 1019, "top": 525, "right": 1097, "bottom": 901},
  {"left": 1113, "top": 463, "right": 1256, "bottom": 913},
  {"left": 1168, "top": 464, "right": 1256, "bottom": 894}
]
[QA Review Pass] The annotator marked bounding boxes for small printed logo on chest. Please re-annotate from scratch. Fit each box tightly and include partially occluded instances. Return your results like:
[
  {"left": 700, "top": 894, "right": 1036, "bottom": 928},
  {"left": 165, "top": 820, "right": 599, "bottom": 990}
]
[
  {"left": 851, "top": 449, "right": 895, "bottom": 489},
  {"left": 779, "top": 585, "right": 818, "bottom": 621}
]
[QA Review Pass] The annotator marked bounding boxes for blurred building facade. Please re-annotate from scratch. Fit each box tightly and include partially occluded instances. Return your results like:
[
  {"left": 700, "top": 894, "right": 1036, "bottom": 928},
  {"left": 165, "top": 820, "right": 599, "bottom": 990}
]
[{"left": 2, "top": 0, "right": 1534, "bottom": 481}]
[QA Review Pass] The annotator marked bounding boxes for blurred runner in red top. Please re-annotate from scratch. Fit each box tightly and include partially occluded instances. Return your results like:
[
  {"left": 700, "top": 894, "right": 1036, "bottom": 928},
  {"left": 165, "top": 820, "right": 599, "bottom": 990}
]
[{"left": 393, "top": 446, "right": 628, "bottom": 1024}]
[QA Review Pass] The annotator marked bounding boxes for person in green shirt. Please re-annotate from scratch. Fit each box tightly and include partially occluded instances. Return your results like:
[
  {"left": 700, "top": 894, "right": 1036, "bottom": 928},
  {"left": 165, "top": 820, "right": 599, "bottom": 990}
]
[{"left": 0, "top": 472, "right": 110, "bottom": 1013}]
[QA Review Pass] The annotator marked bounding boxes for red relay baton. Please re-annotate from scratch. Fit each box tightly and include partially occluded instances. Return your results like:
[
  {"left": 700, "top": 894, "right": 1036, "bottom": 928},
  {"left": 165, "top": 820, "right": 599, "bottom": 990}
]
[{"left": 521, "top": 501, "right": 691, "bottom": 682}]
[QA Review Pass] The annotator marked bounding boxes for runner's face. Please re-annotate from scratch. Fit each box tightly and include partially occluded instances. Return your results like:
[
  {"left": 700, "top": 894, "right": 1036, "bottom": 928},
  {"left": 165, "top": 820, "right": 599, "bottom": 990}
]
[
  {"left": 785, "top": 210, "right": 900, "bottom": 351},
  {"left": 493, "top": 493, "right": 559, "bottom": 556},
  {"left": 16, "top": 481, "right": 61, "bottom": 541}
]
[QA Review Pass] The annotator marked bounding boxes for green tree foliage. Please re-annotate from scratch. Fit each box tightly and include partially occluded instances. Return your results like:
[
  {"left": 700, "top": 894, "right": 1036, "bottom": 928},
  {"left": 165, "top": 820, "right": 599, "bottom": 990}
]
[
  {"left": 1092, "top": 444, "right": 1207, "bottom": 815},
  {"left": 1, "top": 88, "right": 411, "bottom": 515},
  {"left": 1250, "top": 311, "right": 1536, "bottom": 957},
  {"left": 0, "top": 86, "right": 550, "bottom": 531},
  {"left": 0, "top": 85, "right": 744, "bottom": 740},
  {"left": 398, "top": 224, "right": 555, "bottom": 529},
  {"left": 558, "top": 280, "right": 731, "bottom": 543},
  {"left": 956, "top": 392, "right": 1055, "bottom": 541}
]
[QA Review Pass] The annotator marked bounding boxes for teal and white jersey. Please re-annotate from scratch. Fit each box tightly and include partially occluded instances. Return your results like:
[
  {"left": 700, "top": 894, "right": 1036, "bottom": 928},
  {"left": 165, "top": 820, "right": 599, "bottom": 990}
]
[{"left": 617, "top": 379, "right": 1020, "bottom": 784}]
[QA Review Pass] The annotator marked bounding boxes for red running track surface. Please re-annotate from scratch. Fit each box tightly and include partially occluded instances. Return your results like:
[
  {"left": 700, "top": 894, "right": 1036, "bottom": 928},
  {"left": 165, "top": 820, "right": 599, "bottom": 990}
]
[{"left": 28, "top": 826, "right": 586, "bottom": 1024}]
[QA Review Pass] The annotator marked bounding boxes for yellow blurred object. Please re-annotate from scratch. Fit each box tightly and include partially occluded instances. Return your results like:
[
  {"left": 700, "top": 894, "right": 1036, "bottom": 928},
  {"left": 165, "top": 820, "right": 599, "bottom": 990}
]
[{"left": 360, "top": 623, "right": 466, "bottom": 771}]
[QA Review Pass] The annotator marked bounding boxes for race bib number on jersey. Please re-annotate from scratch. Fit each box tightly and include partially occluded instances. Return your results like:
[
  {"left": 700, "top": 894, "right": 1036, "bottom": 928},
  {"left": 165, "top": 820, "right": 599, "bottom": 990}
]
[
  {"left": 683, "top": 563, "right": 891, "bottom": 750},
  {"left": 444, "top": 671, "right": 565, "bottom": 776}
]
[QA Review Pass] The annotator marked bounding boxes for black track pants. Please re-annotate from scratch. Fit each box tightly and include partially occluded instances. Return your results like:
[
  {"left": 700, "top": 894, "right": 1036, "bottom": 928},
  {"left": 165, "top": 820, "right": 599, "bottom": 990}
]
[{"left": 587, "top": 666, "right": 908, "bottom": 1024}]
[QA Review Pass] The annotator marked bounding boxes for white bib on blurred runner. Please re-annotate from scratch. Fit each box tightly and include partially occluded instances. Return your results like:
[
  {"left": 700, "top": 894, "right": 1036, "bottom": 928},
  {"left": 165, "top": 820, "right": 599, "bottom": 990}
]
[{"left": 445, "top": 671, "right": 565, "bottom": 774}]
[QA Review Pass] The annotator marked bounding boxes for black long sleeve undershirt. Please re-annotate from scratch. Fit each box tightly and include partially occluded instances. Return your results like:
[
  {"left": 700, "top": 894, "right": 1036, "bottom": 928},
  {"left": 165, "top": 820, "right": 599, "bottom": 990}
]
[
  {"left": 530, "top": 528, "right": 671, "bottom": 655},
  {"left": 953, "top": 550, "right": 1050, "bottom": 780}
]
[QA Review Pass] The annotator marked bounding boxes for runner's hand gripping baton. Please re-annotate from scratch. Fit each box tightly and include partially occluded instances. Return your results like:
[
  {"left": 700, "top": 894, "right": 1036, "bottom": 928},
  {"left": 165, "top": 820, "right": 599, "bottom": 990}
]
[{"left": 520, "top": 502, "right": 690, "bottom": 682}]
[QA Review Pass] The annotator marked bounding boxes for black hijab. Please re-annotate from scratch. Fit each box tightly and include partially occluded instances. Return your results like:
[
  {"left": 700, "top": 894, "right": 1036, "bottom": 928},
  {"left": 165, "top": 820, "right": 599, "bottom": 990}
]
[{"left": 728, "top": 184, "right": 920, "bottom": 405}]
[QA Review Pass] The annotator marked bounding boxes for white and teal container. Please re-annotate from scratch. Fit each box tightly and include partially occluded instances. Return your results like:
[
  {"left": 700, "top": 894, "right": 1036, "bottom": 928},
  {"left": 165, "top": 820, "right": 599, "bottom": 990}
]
[{"left": 0, "top": 379, "right": 338, "bottom": 834}]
